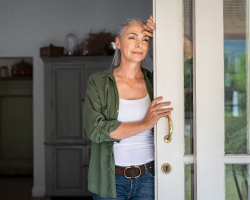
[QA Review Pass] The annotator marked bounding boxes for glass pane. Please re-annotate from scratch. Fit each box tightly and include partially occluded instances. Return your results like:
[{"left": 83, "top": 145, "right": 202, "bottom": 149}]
[
  {"left": 184, "top": 0, "right": 194, "bottom": 155},
  {"left": 185, "top": 164, "right": 194, "bottom": 200},
  {"left": 224, "top": 0, "right": 248, "bottom": 154},
  {"left": 226, "top": 164, "right": 249, "bottom": 199}
]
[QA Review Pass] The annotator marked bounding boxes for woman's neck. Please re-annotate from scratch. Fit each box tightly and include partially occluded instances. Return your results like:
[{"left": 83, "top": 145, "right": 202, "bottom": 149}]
[{"left": 115, "top": 62, "right": 143, "bottom": 79}]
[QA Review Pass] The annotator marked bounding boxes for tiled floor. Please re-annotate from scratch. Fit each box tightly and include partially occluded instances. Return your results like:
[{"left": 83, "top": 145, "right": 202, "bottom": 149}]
[{"left": 0, "top": 176, "right": 93, "bottom": 200}]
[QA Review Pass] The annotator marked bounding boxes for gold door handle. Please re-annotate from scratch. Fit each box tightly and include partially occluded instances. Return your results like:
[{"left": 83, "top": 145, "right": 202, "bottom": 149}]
[{"left": 164, "top": 114, "right": 173, "bottom": 143}]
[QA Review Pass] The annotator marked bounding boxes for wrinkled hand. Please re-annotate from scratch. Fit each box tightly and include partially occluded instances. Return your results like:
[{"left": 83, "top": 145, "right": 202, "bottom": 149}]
[
  {"left": 142, "top": 96, "right": 173, "bottom": 130},
  {"left": 143, "top": 15, "right": 193, "bottom": 59},
  {"left": 143, "top": 15, "right": 156, "bottom": 37}
]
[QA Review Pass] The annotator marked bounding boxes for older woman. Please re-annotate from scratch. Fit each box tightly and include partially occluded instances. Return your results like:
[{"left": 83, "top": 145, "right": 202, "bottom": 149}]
[{"left": 84, "top": 16, "right": 172, "bottom": 200}]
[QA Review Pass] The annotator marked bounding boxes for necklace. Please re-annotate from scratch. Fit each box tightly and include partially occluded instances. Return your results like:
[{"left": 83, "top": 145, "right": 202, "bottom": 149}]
[{"left": 117, "top": 76, "right": 141, "bottom": 88}]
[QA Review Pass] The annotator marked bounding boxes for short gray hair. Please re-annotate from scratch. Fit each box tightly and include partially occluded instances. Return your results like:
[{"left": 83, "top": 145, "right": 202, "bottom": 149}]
[{"left": 112, "top": 18, "right": 146, "bottom": 68}]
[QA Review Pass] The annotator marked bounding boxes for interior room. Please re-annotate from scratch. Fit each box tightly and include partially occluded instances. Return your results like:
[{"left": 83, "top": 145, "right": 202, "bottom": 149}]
[
  {"left": 0, "top": 0, "right": 153, "bottom": 199},
  {"left": 2, "top": 0, "right": 250, "bottom": 199}
]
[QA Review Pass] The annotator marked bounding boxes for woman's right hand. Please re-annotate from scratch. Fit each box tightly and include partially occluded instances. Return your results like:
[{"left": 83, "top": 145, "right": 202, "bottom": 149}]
[{"left": 142, "top": 96, "right": 173, "bottom": 130}]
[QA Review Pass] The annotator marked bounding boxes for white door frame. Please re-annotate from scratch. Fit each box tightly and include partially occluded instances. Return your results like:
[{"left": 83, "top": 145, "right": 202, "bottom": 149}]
[{"left": 194, "top": 0, "right": 225, "bottom": 199}]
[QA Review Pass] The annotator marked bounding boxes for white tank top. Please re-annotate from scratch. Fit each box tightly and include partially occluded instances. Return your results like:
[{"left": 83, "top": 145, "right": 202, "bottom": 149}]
[{"left": 113, "top": 94, "right": 154, "bottom": 166}]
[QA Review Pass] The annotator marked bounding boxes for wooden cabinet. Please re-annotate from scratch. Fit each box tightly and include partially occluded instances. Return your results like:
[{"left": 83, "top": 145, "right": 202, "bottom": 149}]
[
  {"left": 43, "top": 57, "right": 112, "bottom": 198},
  {"left": 0, "top": 77, "right": 33, "bottom": 175}
]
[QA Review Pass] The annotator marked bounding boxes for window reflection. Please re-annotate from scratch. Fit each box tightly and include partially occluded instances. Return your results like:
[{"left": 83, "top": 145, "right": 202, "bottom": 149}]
[
  {"left": 185, "top": 164, "right": 194, "bottom": 200},
  {"left": 226, "top": 164, "right": 249, "bottom": 200},
  {"left": 184, "top": 0, "right": 194, "bottom": 155},
  {"left": 224, "top": 0, "right": 247, "bottom": 154}
]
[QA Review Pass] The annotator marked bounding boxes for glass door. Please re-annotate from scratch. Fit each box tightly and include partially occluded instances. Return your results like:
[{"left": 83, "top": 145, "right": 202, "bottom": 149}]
[
  {"left": 224, "top": 0, "right": 250, "bottom": 199},
  {"left": 154, "top": 0, "right": 250, "bottom": 199}
]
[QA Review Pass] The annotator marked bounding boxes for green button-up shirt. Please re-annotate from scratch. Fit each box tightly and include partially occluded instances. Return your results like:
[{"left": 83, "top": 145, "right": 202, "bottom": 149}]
[{"left": 83, "top": 67, "right": 153, "bottom": 198}]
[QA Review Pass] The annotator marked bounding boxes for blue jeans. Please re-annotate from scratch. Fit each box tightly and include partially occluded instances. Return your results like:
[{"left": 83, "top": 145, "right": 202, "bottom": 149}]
[{"left": 93, "top": 170, "right": 155, "bottom": 200}]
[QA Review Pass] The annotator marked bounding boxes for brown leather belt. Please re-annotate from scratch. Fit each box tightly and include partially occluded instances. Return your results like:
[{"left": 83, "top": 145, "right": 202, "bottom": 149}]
[{"left": 115, "top": 161, "right": 154, "bottom": 179}]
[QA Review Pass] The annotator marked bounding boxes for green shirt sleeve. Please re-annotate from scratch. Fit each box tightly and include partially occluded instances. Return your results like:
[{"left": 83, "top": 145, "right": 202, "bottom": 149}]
[{"left": 84, "top": 77, "right": 121, "bottom": 143}]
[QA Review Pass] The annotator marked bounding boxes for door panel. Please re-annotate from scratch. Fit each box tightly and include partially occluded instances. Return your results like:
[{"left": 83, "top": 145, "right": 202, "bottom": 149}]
[
  {"left": 53, "top": 66, "right": 84, "bottom": 142},
  {"left": 55, "top": 148, "right": 84, "bottom": 190},
  {"left": 154, "top": 0, "right": 185, "bottom": 199}
]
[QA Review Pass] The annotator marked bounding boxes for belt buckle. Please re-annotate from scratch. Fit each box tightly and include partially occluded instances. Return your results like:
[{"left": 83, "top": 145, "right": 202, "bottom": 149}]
[{"left": 124, "top": 166, "right": 141, "bottom": 179}]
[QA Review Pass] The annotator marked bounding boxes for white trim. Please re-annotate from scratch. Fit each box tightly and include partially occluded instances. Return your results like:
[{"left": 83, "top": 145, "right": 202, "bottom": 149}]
[
  {"left": 32, "top": 186, "right": 45, "bottom": 197},
  {"left": 153, "top": 1, "right": 158, "bottom": 200},
  {"left": 247, "top": 0, "right": 250, "bottom": 155},
  {"left": 224, "top": 155, "right": 250, "bottom": 163},
  {"left": 195, "top": 0, "right": 225, "bottom": 199},
  {"left": 192, "top": 0, "right": 197, "bottom": 199},
  {"left": 184, "top": 155, "right": 194, "bottom": 164}
]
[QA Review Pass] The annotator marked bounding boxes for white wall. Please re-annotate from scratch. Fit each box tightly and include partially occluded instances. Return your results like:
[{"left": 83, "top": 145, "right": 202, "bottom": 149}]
[{"left": 0, "top": 0, "right": 153, "bottom": 197}]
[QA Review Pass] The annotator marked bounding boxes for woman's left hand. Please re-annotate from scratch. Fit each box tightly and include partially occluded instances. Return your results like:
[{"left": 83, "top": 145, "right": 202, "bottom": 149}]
[{"left": 143, "top": 15, "right": 155, "bottom": 37}]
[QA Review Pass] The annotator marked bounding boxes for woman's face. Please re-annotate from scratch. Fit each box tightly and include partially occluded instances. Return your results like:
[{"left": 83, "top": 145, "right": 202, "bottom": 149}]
[{"left": 116, "top": 22, "right": 150, "bottom": 65}]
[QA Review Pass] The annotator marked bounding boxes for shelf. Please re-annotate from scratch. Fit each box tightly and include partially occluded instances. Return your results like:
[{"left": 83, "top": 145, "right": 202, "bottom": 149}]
[
  {"left": 0, "top": 77, "right": 32, "bottom": 81},
  {"left": 0, "top": 57, "right": 33, "bottom": 78}
]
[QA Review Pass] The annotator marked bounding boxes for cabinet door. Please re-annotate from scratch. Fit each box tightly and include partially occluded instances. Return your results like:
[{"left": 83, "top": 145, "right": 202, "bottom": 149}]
[
  {"left": 50, "top": 65, "right": 85, "bottom": 143},
  {"left": 0, "top": 80, "right": 33, "bottom": 175},
  {"left": 46, "top": 146, "right": 91, "bottom": 196}
]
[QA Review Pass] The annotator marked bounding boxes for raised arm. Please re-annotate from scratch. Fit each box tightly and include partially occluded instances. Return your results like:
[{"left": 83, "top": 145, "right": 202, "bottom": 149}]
[{"left": 143, "top": 15, "right": 193, "bottom": 59}]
